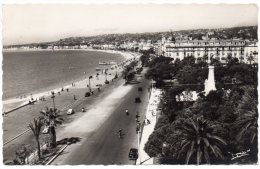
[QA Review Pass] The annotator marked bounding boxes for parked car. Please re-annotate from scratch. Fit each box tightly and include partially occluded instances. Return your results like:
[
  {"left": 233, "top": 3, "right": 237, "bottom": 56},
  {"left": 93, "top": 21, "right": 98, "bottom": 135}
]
[
  {"left": 128, "top": 148, "right": 138, "bottom": 160},
  {"left": 96, "top": 84, "right": 102, "bottom": 87},
  {"left": 42, "top": 126, "right": 50, "bottom": 134},
  {"left": 67, "top": 109, "right": 75, "bottom": 115}
]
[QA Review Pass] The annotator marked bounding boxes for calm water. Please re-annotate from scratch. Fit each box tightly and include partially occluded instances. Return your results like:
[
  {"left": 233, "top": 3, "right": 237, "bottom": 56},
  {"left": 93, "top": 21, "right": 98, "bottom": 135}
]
[{"left": 2, "top": 50, "right": 125, "bottom": 100}]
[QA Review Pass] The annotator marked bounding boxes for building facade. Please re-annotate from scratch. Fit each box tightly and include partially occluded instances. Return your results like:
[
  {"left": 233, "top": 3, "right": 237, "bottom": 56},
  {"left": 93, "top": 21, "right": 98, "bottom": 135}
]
[{"left": 161, "top": 37, "right": 258, "bottom": 64}]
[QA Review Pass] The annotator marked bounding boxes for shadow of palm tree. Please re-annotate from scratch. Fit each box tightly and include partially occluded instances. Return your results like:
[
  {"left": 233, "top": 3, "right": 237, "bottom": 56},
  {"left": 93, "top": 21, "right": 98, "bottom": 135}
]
[{"left": 57, "top": 137, "right": 81, "bottom": 145}]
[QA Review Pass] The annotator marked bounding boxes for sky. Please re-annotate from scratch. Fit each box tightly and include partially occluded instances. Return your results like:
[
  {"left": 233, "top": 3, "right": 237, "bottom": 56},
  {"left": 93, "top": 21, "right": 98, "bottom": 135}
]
[{"left": 2, "top": 3, "right": 258, "bottom": 45}]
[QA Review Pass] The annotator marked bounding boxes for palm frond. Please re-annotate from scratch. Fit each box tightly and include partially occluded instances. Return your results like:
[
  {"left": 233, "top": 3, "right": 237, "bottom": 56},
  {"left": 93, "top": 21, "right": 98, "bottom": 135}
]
[
  {"left": 189, "top": 118, "right": 199, "bottom": 133},
  {"left": 209, "top": 145, "right": 218, "bottom": 157},
  {"left": 206, "top": 134, "right": 227, "bottom": 145},
  {"left": 177, "top": 141, "right": 190, "bottom": 159},
  {"left": 203, "top": 145, "right": 210, "bottom": 164},
  {"left": 197, "top": 146, "right": 201, "bottom": 165},
  {"left": 185, "top": 141, "right": 195, "bottom": 164},
  {"left": 236, "top": 122, "right": 252, "bottom": 140},
  {"left": 251, "top": 133, "right": 256, "bottom": 143},
  {"left": 202, "top": 138, "right": 210, "bottom": 147},
  {"left": 213, "top": 145, "right": 224, "bottom": 159}
]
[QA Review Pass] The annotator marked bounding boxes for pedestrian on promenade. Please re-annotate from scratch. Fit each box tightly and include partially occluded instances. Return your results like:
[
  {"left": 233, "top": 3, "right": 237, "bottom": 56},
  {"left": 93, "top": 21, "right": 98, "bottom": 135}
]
[
  {"left": 61, "top": 88, "right": 64, "bottom": 92},
  {"left": 96, "top": 73, "right": 99, "bottom": 80},
  {"left": 98, "top": 88, "right": 100, "bottom": 92},
  {"left": 136, "top": 125, "right": 139, "bottom": 134},
  {"left": 67, "top": 88, "right": 69, "bottom": 92},
  {"left": 91, "top": 91, "right": 94, "bottom": 95},
  {"left": 74, "top": 95, "right": 76, "bottom": 100},
  {"left": 58, "top": 92, "right": 61, "bottom": 95}
]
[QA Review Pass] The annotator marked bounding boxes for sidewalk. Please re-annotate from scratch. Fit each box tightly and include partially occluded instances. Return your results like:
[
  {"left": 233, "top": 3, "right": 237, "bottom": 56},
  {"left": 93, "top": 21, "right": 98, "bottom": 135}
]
[{"left": 136, "top": 88, "right": 162, "bottom": 165}]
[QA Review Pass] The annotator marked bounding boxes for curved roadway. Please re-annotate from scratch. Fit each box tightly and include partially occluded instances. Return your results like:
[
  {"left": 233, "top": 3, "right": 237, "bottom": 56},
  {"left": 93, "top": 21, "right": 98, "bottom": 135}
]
[{"left": 51, "top": 69, "right": 150, "bottom": 165}]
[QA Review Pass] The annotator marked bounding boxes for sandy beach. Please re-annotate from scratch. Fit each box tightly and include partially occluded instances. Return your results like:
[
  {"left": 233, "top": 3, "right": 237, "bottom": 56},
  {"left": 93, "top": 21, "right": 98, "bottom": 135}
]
[{"left": 2, "top": 50, "right": 140, "bottom": 113}]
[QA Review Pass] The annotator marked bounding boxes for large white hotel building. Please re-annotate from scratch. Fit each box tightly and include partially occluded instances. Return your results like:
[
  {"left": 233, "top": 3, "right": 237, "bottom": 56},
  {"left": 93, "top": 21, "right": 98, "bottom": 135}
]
[{"left": 155, "top": 37, "right": 258, "bottom": 64}]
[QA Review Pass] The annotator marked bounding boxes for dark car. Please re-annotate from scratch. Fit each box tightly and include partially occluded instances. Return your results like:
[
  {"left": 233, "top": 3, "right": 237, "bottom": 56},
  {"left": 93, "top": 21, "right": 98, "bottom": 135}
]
[
  {"left": 85, "top": 92, "right": 91, "bottom": 97},
  {"left": 128, "top": 148, "right": 138, "bottom": 160},
  {"left": 135, "top": 97, "right": 141, "bottom": 103}
]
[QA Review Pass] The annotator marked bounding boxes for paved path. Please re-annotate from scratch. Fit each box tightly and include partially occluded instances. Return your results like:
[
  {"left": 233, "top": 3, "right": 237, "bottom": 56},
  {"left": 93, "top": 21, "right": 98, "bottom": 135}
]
[
  {"left": 137, "top": 88, "right": 162, "bottom": 165},
  {"left": 51, "top": 69, "right": 150, "bottom": 165}
]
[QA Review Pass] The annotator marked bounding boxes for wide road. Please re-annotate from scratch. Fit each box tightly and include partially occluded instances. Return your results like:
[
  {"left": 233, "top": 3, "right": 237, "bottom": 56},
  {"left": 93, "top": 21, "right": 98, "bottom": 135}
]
[{"left": 51, "top": 68, "right": 150, "bottom": 165}]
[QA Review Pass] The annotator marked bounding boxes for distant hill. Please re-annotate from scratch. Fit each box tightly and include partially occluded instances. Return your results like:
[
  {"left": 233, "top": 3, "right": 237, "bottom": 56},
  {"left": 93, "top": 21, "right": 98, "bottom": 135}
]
[{"left": 4, "top": 26, "right": 258, "bottom": 48}]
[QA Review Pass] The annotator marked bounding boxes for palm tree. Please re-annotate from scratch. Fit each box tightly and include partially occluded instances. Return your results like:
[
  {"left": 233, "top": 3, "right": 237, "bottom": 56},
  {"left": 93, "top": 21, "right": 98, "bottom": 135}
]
[
  {"left": 29, "top": 118, "right": 43, "bottom": 160},
  {"left": 202, "top": 54, "right": 208, "bottom": 63},
  {"left": 122, "top": 67, "right": 130, "bottom": 84},
  {"left": 173, "top": 116, "right": 227, "bottom": 164},
  {"left": 234, "top": 87, "right": 257, "bottom": 144},
  {"left": 235, "top": 110, "right": 257, "bottom": 144},
  {"left": 40, "top": 107, "right": 63, "bottom": 148},
  {"left": 239, "top": 55, "right": 244, "bottom": 63}
]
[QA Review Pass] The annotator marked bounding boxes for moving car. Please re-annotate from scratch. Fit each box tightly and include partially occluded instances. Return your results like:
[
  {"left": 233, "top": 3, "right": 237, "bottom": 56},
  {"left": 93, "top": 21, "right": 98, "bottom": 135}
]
[
  {"left": 138, "top": 87, "right": 143, "bottom": 91},
  {"left": 67, "top": 109, "right": 75, "bottom": 115},
  {"left": 128, "top": 148, "right": 138, "bottom": 160},
  {"left": 85, "top": 92, "right": 91, "bottom": 97},
  {"left": 135, "top": 97, "right": 141, "bottom": 103}
]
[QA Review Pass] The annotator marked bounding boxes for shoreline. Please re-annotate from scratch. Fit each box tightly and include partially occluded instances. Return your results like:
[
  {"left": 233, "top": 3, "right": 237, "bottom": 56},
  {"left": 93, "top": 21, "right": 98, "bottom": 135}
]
[{"left": 2, "top": 50, "right": 140, "bottom": 112}]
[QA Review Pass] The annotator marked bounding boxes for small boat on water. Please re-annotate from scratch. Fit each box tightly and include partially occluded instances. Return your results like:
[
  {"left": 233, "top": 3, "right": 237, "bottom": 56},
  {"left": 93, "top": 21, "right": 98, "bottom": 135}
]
[
  {"left": 99, "top": 61, "right": 110, "bottom": 65},
  {"left": 109, "top": 61, "right": 117, "bottom": 65},
  {"left": 96, "top": 67, "right": 101, "bottom": 71},
  {"left": 99, "top": 61, "right": 117, "bottom": 65}
]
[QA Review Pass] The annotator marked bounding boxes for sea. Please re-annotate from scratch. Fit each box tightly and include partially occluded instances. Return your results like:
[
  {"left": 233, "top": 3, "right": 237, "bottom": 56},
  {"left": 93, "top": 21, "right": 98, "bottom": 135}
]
[{"left": 2, "top": 50, "right": 125, "bottom": 100}]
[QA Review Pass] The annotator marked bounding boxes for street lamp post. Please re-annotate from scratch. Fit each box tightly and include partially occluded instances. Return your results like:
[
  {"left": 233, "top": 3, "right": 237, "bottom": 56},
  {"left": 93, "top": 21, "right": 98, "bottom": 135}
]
[
  {"left": 89, "top": 76, "right": 93, "bottom": 93},
  {"left": 137, "top": 123, "right": 141, "bottom": 165},
  {"left": 105, "top": 70, "right": 108, "bottom": 81},
  {"left": 51, "top": 93, "right": 55, "bottom": 110},
  {"left": 148, "top": 79, "right": 153, "bottom": 101}
]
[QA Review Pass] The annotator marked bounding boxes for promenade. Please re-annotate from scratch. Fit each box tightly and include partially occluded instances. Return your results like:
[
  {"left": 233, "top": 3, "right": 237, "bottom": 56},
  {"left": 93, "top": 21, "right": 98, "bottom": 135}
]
[{"left": 137, "top": 88, "right": 162, "bottom": 165}]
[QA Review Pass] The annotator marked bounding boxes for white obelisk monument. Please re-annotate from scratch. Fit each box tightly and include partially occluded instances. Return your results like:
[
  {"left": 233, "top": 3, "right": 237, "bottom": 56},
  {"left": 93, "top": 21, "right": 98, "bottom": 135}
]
[{"left": 204, "top": 65, "right": 216, "bottom": 95}]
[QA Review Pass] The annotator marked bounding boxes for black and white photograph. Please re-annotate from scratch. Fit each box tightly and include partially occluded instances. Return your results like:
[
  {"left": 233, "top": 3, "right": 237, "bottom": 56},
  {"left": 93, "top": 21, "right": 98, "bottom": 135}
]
[{"left": 0, "top": 0, "right": 259, "bottom": 166}]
